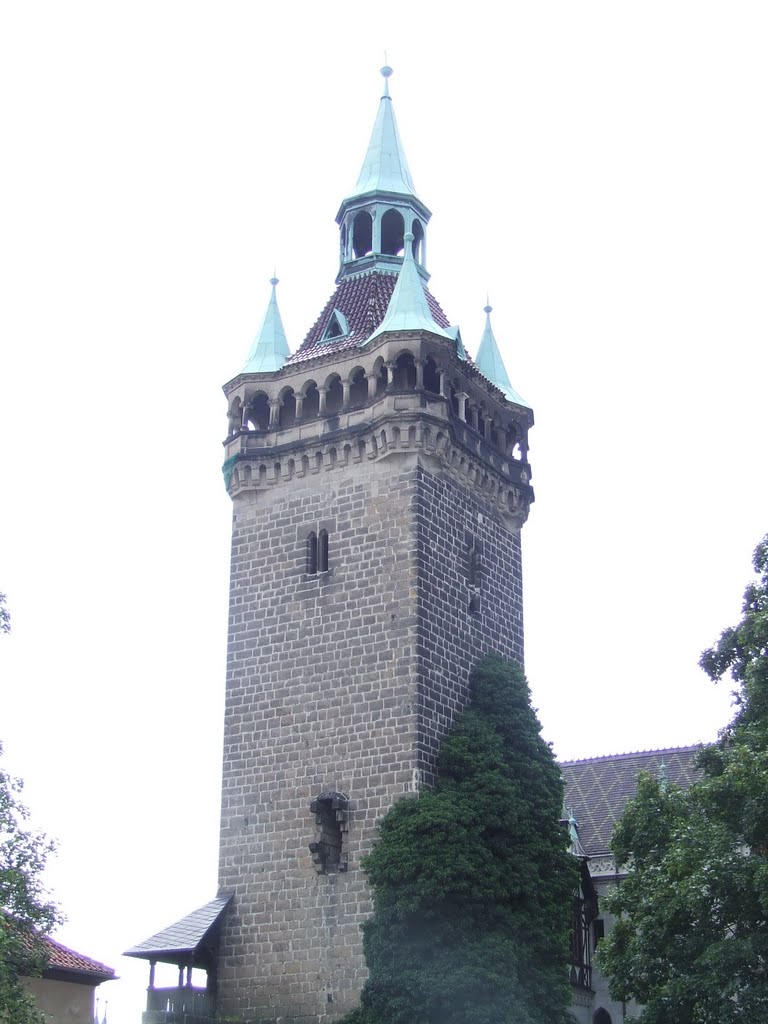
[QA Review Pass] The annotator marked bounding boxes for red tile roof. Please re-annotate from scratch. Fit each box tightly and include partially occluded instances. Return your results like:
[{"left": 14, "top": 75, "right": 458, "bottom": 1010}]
[
  {"left": 41, "top": 934, "right": 115, "bottom": 980},
  {"left": 287, "top": 269, "right": 450, "bottom": 366}
]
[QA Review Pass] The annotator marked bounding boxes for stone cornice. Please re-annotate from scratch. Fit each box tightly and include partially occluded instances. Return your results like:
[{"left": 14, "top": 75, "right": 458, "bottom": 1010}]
[{"left": 224, "top": 409, "right": 533, "bottom": 531}]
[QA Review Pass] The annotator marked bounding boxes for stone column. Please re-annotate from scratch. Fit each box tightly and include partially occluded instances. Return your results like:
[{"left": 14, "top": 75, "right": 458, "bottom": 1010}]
[
  {"left": 295, "top": 394, "right": 304, "bottom": 420},
  {"left": 318, "top": 387, "right": 328, "bottom": 415},
  {"left": 415, "top": 359, "right": 425, "bottom": 391},
  {"left": 385, "top": 361, "right": 396, "bottom": 390},
  {"left": 438, "top": 368, "right": 448, "bottom": 397},
  {"left": 456, "top": 392, "right": 468, "bottom": 422},
  {"left": 342, "top": 379, "right": 351, "bottom": 408},
  {"left": 366, "top": 372, "right": 378, "bottom": 399},
  {"left": 269, "top": 399, "right": 280, "bottom": 428}
]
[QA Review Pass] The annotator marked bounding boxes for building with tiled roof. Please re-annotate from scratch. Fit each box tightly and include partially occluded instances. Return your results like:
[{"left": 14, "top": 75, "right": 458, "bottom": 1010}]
[
  {"left": 560, "top": 745, "right": 704, "bottom": 1024},
  {"left": 21, "top": 933, "right": 115, "bottom": 1024}
]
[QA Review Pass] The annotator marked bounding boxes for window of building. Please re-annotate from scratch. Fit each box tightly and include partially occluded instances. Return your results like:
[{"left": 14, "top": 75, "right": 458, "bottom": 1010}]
[{"left": 306, "top": 529, "right": 329, "bottom": 575}]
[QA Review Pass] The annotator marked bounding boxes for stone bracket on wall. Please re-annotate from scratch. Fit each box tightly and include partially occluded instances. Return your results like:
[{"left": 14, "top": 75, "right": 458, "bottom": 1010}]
[{"left": 309, "top": 791, "right": 349, "bottom": 874}]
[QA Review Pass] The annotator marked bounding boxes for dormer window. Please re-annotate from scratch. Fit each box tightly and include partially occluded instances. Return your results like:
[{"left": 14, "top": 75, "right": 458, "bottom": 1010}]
[{"left": 322, "top": 309, "right": 350, "bottom": 343}]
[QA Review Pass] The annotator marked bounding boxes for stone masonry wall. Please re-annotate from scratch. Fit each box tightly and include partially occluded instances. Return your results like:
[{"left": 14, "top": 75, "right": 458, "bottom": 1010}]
[
  {"left": 218, "top": 453, "right": 525, "bottom": 1024},
  {"left": 218, "top": 457, "right": 421, "bottom": 1024},
  {"left": 414, "top": 464, "right": 524, "bottom": 785}
]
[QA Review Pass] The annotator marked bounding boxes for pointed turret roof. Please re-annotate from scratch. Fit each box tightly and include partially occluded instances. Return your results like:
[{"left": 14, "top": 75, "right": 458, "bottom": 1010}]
[
  {"left": 347, "top": 66, "right": 416, "bottom": 200},
  {"left": 242, "top": 277, "right": 290, "bottom": 373},
  {"left": 367, "top": 234, "right": 454, "bottom": 344},
  {"left": 475, "top": 303, "right": 529, "bottom": 407}
]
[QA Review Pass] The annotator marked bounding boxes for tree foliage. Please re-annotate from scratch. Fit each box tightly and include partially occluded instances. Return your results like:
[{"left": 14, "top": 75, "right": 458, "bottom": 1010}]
[
  {"left": 0, "top": 745, "right": 62, "bottom": 1023},
  {"left": 599, "top": 535, "right": 768, "bottom": 1022},
  {"left": 344, "top": 654, "right": 578, "bottom": 1024}
]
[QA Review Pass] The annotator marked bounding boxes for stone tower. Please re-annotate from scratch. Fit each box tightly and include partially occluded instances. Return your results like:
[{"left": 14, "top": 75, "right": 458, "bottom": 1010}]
[{"left": 217, "top": 68, "right": 534, "bottom": 1024}]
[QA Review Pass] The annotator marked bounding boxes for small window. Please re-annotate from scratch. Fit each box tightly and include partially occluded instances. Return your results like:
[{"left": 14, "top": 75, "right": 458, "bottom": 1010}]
[
  {"left": 592, "top": 919, "right": 605, "bottom": 947},
  {"left": 322, "top": 309, "right": 349, "bottom": 344},
  {"left": 307, "top": 532, "right": 318, "bottom": 574},
  {"left": 318, "top": 530, "right": 329, "bottom": 572}
]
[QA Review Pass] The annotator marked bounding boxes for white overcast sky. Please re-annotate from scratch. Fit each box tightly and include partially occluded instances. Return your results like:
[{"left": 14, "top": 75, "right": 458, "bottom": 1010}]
[{"left": 1, "top": 3, "right": 767, "bottom": 1022}]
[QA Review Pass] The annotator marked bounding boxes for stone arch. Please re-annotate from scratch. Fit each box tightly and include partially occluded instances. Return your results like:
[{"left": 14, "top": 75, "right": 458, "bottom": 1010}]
[
  {"left": 352, "top": 210, "right": 373, "bottom": 258},
  {"left": 245, "top": 392, "right": 270, "bottom": 431},
  {"left": 347, "top": 366, "right": 368, "bottom": 408},
  {"left": 390, "top": 425, "right": 401, "bottom": 447},
  {"left": 286, "top": 458, "right": 295, "bottom": 480},
  {"left": 392, "top": 350, "right": 416, "bottom": 390},
  {"left": 227, "top": 396, "right": 243, "bottom": 435},
  {"left": 593, "top": 1012, "right": 612, "bottom": 1024},
  {"left": 324, "top": 373, "right": 343, "bottom": 415},
  {"left": 381, "top": 208, "right": 405, "bottom": 256},
  {"left": 408, "top": 425, "right": 418, "bottom": 444},
  {"left": 423, "top": 356, "right": 441, "bottom": 395},
  {"left": 372, "top": 355, "right": 387, "bottom": 396},
  {"left": 302, "top": 380, "right": 320, "bottom": 419},
  {"left": 278, "top": 386, "right": 296, "bottom": 428}
]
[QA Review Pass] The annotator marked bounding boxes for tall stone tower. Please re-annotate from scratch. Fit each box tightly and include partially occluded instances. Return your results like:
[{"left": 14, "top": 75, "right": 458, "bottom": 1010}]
[{"left": 217, "top": 68, "right": 534, "bottom": 1024}]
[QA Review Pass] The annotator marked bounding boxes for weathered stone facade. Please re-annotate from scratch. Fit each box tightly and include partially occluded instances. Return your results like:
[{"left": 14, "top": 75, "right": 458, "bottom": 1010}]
[{"left": 217, "top": 330, "right": 533, "bottom": 1022}]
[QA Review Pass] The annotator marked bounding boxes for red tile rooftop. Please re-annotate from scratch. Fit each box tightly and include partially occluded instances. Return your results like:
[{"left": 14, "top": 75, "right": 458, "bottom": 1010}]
[{"left": 41, "top": 934, "right": 115, "bottom": 979}]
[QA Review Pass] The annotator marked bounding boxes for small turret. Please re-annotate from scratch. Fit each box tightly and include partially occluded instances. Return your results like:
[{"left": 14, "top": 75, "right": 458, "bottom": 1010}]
[
  {"left": 241, "top": 277, "right": 290, "bottom": 374},
  {"left": 336, "top": 67, "right": 431, "bottom": 281},
  {"left": 475, "top": 302, "right": 529, "bottom": 407},
  {"left": 367, "top": 232, "right": 454, "bottom": 344}
]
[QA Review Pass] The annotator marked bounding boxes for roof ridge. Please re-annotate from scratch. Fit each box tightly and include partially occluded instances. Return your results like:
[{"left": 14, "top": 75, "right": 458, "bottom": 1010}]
[{"left": 559, "top": 743, "right": 705, "bottom": 766}]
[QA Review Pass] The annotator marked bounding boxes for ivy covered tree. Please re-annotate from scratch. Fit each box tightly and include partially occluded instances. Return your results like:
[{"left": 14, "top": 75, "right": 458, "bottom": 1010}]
[
  {"left": 344, "top": 654, "right": 578, "bottom": 1024},
  {"left": 599, "top": 534, "right": 768, "bottom": 1022}
]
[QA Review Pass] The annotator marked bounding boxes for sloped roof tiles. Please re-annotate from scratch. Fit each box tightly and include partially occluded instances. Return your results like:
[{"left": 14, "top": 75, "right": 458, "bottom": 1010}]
[
  {"left": 287, "top": 270, "right": 450, "bottom": 366},
  {"left": 561, "top": 746, "right": 703, "bottom": 858}
]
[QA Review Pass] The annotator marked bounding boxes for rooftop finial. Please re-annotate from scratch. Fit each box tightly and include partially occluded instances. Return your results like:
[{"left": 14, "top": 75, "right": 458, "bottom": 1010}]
[
  {"left": 484, "top": 295, "right": 492, "bottom": 315},
  {"left": 381, "top": 63, "right": 393, "bottom": 97},
  {"left": 270, "top": 274, "right": 279, "bottom": 288}
]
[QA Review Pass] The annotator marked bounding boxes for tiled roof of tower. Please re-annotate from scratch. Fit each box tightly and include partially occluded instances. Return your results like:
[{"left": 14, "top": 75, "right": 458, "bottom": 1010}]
[
  {"left": 286, "top": 271, "right": 450, "bottom": 366},
  {"left": 560, "top": 746, "right": 704, "bottom": 858},
  {"left": 40, "top": 935, "right": 115, "bottom": 981}
]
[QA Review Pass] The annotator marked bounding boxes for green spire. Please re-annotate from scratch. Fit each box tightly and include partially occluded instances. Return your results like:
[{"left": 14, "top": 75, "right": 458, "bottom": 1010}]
[
  {"left": 475, "top": 302, "right": 530, "bottom": 407},
  {"left": 348, "top": 66, "right": 416, "bottom": 199},
  {"left": 367, "top": 233, "right": 453, "bottom": 344},
  {"left": 242, "top": 277, "right": 290, "bottom": 373}
]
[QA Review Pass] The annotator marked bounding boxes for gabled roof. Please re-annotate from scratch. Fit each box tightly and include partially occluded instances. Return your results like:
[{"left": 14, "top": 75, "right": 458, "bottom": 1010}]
[
  {"left": 287, "top": 270, "right": 450, "bottom": 365},
  {"left": 124, "top": 894, "right": 232, "bottom": 965},
  {"left": 346, "top": 66, "right": 416, "bottom": 201},
  {"left": 561, "top": 746, "right": 703, "bottom": 858},
  {"left": 40, "top": 935, "right": 115, "bottom": 984}
]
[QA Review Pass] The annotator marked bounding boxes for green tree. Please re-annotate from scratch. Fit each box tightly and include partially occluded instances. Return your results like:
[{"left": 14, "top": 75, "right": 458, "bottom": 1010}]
[
  {"left": 1, "top": 747, "right": 62, "bottom": 1024},
  {"left": 344, "top": 654, "right": 578, "bottom": 1024},
  {"left": 599, "top": 534, "right": 768, "bottom": 1022}
]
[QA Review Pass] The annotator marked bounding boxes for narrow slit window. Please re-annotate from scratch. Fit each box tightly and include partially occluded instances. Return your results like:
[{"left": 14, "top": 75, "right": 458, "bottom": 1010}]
[
  {"left": 307, "top": 532, "right": 318, "bottom": 575},
  {"left": 318, "top": 530, "right": 329, "bottom": 572}
]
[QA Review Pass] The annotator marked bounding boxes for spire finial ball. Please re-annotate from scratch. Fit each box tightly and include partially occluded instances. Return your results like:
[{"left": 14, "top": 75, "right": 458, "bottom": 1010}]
[
  {"left": 484, "top": 304, "right": 493, "bottom": 315},
  {"left": 270, "top": 276, "right": 279, "bottom": 287},
  {"left": 381, "top": 65, "right": 393, "bottom": 80}
]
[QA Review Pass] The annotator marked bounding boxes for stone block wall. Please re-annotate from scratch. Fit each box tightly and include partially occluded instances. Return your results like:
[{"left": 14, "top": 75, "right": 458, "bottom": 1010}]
[{"left": 217, "top": 452, "right": 524, "bottom": 1023}]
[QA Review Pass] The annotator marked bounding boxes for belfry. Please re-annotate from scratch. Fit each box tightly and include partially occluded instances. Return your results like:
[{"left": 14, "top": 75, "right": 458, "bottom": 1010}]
[{"left": 127, "top": 68, "right": 534, "bottom": 1024}]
